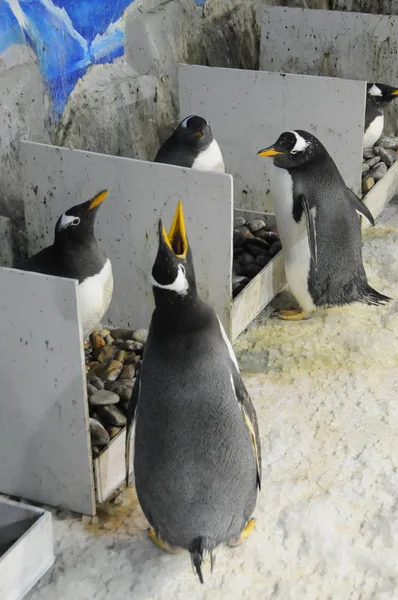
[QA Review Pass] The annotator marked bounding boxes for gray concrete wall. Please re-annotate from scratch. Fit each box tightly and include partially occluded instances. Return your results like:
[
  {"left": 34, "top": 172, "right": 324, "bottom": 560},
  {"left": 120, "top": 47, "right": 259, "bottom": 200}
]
[
  {"left": 180, "top": 65, "right": 366, "bottom": 211},
  {"left": 20, "top": 141, "right": 234, "bottom": 333},
  {"left": 260, "top": 6, "right": 398, "bottom": 134},
  {"left": 0, "top": 267, "right": 94, "bottom": 515}
]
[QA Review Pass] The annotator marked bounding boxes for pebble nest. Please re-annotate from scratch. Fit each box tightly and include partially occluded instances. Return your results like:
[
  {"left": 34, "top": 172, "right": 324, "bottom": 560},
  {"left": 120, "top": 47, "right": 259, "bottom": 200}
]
[
  {"left": 232, "top": 217, "right": 281, "bottom": 298},
  {"left": 362, "top": 134, "right": 398, "bottom": 194},
  {"left": 85, "top": 327, "right": 147, "bottom": 457}
]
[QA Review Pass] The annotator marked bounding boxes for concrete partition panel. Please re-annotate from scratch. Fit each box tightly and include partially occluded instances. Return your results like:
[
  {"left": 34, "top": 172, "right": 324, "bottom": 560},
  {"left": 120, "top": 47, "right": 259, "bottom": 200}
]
[
  {"left": 179, "top": 64, "right": 366, "bottom": 211},
  {"left": 19, "top": 142, "right": 233, "bottom": 333},
  {"left": 260, "top": 6, "right": 398, "bottom": 132},
  {"left": 0, "top": 268, "right": 94, "bottom": 515}
]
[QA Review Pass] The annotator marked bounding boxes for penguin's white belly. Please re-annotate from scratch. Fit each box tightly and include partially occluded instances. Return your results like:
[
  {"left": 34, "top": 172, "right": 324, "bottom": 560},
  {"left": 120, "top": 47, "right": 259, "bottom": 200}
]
[
  {"left": 363, "top": 115, "right": 384, "bottom": 148},
  {"left": 78, "top": 259, "right": 114, "bottom": 338},
  {"left": 192, "top": 139, "right": 225, "bottom": 173},
  {"left": 270, "top": 166, "right": 316, "bottom": 312}
]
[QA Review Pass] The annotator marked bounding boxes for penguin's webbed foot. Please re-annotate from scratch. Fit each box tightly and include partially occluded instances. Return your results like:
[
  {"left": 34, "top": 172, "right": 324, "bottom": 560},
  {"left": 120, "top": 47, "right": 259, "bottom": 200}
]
[
  {"left": 147, "top": 528, "right": 183, "bottom": 554},
  {"left": 274, "top": 308, "right": 312, "bottom": 321},
  {"left": 227, "top": 518, "right": 256, "bottom": 548}
]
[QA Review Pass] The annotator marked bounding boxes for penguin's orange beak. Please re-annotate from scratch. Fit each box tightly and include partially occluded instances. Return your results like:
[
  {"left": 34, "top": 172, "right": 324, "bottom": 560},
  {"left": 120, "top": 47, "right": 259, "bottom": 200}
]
[
  {"left": 162, "top": 200, "right": 188, "bottom": 258},
  {"left": 88, "top": 189, "right": 109, "bottom": 210},
  {"left": 257, "top": 147, "right": 284, "bottom": 157},
  {"left": 392, "top": 89, "right": 398, "bottom": 96}
]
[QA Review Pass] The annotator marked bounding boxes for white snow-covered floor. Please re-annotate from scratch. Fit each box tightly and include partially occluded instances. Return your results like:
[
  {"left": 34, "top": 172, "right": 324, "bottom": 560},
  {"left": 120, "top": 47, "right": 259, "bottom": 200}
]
[{"left": 27, "top": 200, "right": 398, "bottom": 600}]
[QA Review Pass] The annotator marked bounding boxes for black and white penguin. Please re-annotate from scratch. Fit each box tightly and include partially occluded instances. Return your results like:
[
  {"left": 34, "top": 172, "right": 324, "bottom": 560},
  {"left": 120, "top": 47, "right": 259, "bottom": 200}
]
[
  {"left": 154, "top": 115, "right": 225, "bottom": 173},
  {"left": 364, "top": 83, "right": 398, "bottom": 148},
  {"left": 14, "top": 190, "right": 113, "bottom": 338},
  {"left": 125, "top": 201, "right": 261, "bottom": 583},
  {"left": 257, "top": 130, "right": 391, "bottom": 320}
]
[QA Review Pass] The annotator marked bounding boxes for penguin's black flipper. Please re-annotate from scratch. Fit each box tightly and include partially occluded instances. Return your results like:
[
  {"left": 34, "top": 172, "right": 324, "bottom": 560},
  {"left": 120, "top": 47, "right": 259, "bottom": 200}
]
[
  {"left": 125, "top": 370, "right": 141, "bottom": 486},
  {"left": 347, "top": 189, "right": 375, "bottom": 226},
  {"left": 300, "top": 194, "right": 318, "bottom": 270},
  {"left": 231, "top": 368, "right": 262, "bottom": 490}
]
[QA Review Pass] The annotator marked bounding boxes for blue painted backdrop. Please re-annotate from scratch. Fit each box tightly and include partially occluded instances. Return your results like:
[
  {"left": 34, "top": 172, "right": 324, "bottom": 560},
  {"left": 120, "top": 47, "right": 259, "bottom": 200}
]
[{"left": 1, "top": 0, "right": 206, "bottom": 116}]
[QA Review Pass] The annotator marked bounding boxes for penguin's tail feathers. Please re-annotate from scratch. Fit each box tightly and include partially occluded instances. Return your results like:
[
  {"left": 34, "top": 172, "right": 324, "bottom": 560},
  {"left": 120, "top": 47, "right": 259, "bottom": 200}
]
[
  {"left": 364, "top": 285, "right": 392, "bottom": 306},
  {"left": 188, "top": 537, "right": 216, "bottom": 584}
]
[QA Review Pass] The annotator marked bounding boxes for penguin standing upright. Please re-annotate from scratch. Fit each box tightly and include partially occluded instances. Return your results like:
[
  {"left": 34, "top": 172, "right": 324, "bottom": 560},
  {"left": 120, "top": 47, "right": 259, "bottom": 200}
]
[
  {"left": 363, "top": 83, "right": 398, "bottom": 148},
  {"left": 257, "top": 130, "right": 391, "bottom": 320},
  {"left": 14, "top": 190, "right": 113, "bottom": 338},
  {"left": 125, "top": 201, "right": 261, "bottom": 584},
  {"left": 154, "top": 115, "right": 225, "bottom": 173}
]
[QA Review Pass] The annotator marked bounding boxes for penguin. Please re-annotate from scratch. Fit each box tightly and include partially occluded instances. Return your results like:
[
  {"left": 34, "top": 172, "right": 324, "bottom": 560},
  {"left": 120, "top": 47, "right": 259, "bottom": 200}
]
[
  {"left": 125, "top": 201, "right": 261, "bottom": 584},
  {"left": 154, "top": 115, "right": 225, "bottom": 173},
  {"left": 14, "top": 190, "right": 113, "bottom": 339},
  {"left": 364, "top": 83, "right": 398, "bottom": 148},
  {"left": 257, "top": 130, "right": 391, "bottom": 320}
]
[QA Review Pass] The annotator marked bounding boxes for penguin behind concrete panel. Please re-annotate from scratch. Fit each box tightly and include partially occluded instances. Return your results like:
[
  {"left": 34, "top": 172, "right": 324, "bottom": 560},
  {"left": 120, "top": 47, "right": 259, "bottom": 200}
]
[
  {"left": 257, "top": 130, "right": 391, "bottom": 320},
  {"left": 154, "top": 115, "right": 225, "bottom": 173},
  {"left": 125, "top": 201, "right": 261, "bottom": 584},
  {"left": 14, "top": 190, "right": 113, "bottom": 339},
  {"left": 364, "top": 83, "right": 398, "bottom": 148}
]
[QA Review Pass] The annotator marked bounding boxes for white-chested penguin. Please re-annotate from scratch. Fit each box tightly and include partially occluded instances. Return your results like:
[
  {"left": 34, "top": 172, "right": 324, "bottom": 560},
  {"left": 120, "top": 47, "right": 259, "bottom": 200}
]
[
  {"left": 14, "top": 190, "right": 113, "bottom": 338},
  {"left": 364, "top": 83, "right": 398, "bottom": 148},
  {"left": 257, "top": 130, "right": 391, "bottom": 320},
  {"left": 154, "top": 115, "right": 225, "bottom": 173},
  {"left": 125, "top": 201, "right": 261, "bottom": 583}
]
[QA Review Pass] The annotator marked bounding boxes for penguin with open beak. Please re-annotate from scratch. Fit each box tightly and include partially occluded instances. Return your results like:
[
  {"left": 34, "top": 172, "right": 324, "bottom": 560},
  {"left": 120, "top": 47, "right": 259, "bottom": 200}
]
[
  {"left": 257, "top": 130, "right": 391, "bottom": 320},
  {"left": 14, "top": 190, "right": 113, "bottom": 339},
  {"left": 154, "top": 115, "right": 225, "bottom": 173},
  {"left": 125, "top": 201, "right": 261, "bottom": 584},
  {"left": 364, "top": 83, "right": 398, "bottom": 149}
]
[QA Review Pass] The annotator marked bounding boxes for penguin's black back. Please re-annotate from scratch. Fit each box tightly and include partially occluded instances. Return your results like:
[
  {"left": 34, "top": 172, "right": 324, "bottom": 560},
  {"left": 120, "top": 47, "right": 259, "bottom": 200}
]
[
  {"left": 289, "top": 156, "right": 383, "bottom": 306},
  {"left": 15, "top": 240, "right": 106, "bottom": 283},
  {"left": 134, "top": 302, "right": 258, "bottom": 550},
  {"left": 153, "top": 133, "right": 199, "bottom": 168}
]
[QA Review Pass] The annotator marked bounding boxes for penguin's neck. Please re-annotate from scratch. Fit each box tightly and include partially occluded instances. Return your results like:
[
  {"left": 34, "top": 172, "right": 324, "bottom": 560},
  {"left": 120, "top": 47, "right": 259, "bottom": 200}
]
[
  {"left": 54, "top": 234, "right": 106, "bottom": 274},
  {"left": 152, "top": 289, "right": 214, "bottom": 334}
]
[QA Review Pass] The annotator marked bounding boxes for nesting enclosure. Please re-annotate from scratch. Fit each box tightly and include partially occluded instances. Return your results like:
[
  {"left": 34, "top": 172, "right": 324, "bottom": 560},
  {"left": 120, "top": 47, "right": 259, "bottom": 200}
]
[
  {"left": 2, "top": 4, "right": 398, "bottom": 518},
  {"left": 0, "top": 497, "right": 54, "bottom": 600}
]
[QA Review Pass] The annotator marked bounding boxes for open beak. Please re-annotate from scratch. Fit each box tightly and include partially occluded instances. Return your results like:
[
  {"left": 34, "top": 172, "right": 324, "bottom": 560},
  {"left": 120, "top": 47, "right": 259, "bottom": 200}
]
[
  {"left": 160, "top": 200, "right": 188, "bottom": 258},
  {"left": 257, "top": 147, "right": 284, "bottom": 157},
  {"left": 88, "top": 189, "right": 109, "bottom": 210}
]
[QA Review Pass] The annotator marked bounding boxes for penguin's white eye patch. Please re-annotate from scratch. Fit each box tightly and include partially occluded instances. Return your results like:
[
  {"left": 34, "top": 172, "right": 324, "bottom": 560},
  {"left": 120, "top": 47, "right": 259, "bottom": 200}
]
[
  {"left": 290, "top": 131, "right": 309, "bottom": 154},
  {"left": 59, "top": 213, "right": 80, "bottom": 229},
  {"left": 151, "top": 263, "right": 189, "bottom": 296},
  {"left": 181, "top": 115, "right": 195, "bottom": 129},
  {"left": 369, "top": 84, "right": 382, "bottom": 97}
]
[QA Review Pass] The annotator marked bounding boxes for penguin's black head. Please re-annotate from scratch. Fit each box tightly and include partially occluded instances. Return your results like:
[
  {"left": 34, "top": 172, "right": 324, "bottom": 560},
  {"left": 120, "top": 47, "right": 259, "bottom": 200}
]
[
  {"left": 54, "top": 190, "right": 108, "bottom": 245},
  {"left": 151, "top": 201, "right": 196, "bottom": 304},
  {"left": 175, "top": 115, "right": 213, "bottom": 150},
  {"left": 257, "top": 130, "right": 326, "bottom": 169},
  {"left": 367, "top": 83, "right": 398, "bottom": 108}
]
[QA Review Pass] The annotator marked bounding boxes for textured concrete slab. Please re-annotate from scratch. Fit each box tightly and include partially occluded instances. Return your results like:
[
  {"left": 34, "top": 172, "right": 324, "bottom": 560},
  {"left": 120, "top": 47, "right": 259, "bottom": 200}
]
[
  {"left": 260, "top": 6, "right": 398, "bottom": 133},
  {"left": 179, "top": 64, "right": 365, "bottom": 211},
  {"left": 19, "top": 141, "right": 233, "bottom": 333},
  {"left": 0, "top": 268, "right": 94, "bottom": 515}
]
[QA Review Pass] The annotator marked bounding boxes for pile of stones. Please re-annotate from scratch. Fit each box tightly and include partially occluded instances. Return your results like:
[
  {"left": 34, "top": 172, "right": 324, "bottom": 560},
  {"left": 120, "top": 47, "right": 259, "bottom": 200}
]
[
  {"left": 362, "top": 135, "right": 398, "bottom": 194},
  {"left": 85, "top": 326, "right": 147, "bottom": 457},
  {"left": 232, "top": 216, "right": 281, "bottom": 298}
]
